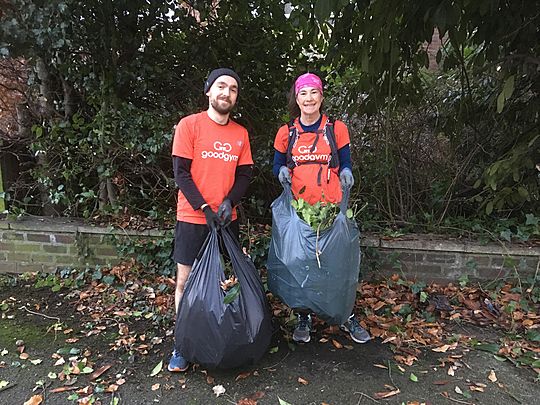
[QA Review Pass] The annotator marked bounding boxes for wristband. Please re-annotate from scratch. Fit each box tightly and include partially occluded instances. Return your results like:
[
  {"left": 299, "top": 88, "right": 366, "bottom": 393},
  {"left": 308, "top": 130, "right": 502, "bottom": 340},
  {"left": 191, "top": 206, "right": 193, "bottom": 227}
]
[{"left": 200, "top": 203, "right": 209, "bottom": 211}]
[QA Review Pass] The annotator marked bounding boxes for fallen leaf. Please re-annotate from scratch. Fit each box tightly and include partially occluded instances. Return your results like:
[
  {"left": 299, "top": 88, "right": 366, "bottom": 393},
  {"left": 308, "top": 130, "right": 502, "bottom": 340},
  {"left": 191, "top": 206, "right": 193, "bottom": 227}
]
[
  {"left": 20, "top": 353, "right": 29, "bottom": 360},
  {"left": 237, "top": 400, "right": 257, "bottom": 405},
  {"left": 373, "top": 388, "right": 400, "bottom": 399},
  {"left": 373, "top": 364, "right": 388, "bottom": 369},
  {"left": 50, "top": 386, "right": 79, "bottom": 393},
  {"left": 90, "top": 364, "right": 112, "bottom": 380},
  {"left": 488, "top": 370, "right": 497, "bottom": 382},
  {"left": 150, "top": 360, "right": 163, "bottom": 377},
  {"left": 470, "top": 385, "right": 484, "bottom": 392},
  {"left": 409, "top": 373, "right": 418, "bottom": 382},
  {"left": 213, "top": 384, "right": 226, "bottom": 397},
  {"left": 106, "top": 384, "right": 119, "bottom": 393},
  {"left": 151, "top": 383, "right": 160, "bottom": 391},
  {"left": 235, "top": 371, "right": 251, "bottom": 381},
  {"left": 433, "top": 380, "right": 449, "bottom": 385},
  {"left": 54, "top": 357, "right": 65, "bottom": 366},
  {"left": 331, "top": 339, "right": 343, "bottom": 349},
  {"left": 30, "top": 359, "right": 42, "bottom": 365},
  {"left": 23, "top": 394, "right": 43, "bottom": 405},
  {"left": 206, "top": 375, "right": 215, "bottom": 385},
  {"left": 298, "top": 377, "right": 309, "bottom": 385},
  {"left": 0, "top": 380, "right": 9, "bottom": 389}
]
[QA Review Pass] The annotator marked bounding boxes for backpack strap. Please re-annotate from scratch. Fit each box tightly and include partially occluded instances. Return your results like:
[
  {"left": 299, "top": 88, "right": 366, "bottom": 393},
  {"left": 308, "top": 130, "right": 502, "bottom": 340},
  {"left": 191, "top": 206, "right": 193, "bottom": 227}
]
[
  {"left": 285, "top": 118, "right": 298, "bottom": 169},
  {"left": 285, "top": 115, "right": 341, "bottom": 170},
  {"left": 324, "top": 116, "right": 340, "bottom": 169}
]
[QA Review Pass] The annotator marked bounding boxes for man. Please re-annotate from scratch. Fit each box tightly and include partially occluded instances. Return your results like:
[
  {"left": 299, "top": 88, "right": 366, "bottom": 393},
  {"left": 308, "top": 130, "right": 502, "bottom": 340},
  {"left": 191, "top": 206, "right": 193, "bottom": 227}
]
[{"left": 169, "top": 68, "right": 253, "bottom": 372}]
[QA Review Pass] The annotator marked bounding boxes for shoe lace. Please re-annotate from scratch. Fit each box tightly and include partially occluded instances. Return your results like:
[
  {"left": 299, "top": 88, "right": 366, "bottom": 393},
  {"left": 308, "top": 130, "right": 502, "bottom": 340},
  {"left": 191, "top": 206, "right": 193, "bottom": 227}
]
[
  {"left": 297, "top": 315, "right": 310, "bottom": 330},
  {"left": 347, "top": 317, "right": 362, "bottom": 333}
]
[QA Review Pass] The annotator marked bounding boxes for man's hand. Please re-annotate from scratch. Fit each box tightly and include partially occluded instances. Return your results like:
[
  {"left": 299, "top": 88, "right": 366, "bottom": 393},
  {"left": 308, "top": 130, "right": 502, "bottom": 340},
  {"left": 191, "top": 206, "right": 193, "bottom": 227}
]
[
  {"left": 217, "top": 199, "right": 233, "bottom": 227},
  {"left": 202, "top": 205, "right": 220, "bottom": 230},
  {"left": 339, "top": 168, "right": 354, "bottom": 190},
  {"left": 278, "top": 166, "right": 291, "bottom": 186}
]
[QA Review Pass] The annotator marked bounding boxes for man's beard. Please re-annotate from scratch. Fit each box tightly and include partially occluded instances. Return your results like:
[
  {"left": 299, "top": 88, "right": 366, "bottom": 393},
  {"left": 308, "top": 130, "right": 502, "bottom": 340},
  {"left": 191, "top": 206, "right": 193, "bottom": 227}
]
[{"left": 210, "top": 97, "right": 234, "bottom": 114}]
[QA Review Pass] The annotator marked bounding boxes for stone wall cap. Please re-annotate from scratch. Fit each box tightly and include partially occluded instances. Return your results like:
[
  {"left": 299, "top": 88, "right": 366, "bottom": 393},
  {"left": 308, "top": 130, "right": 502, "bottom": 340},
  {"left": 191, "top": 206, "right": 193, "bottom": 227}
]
[{"left": 6, "top": 216, "right": 82, "bottom": 232}]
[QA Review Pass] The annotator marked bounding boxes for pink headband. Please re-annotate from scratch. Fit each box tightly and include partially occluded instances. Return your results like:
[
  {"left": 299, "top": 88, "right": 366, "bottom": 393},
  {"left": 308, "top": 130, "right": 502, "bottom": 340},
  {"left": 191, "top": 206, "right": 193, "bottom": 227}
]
[{"left": 294, "top": 73, "right": 323, "bottom": 96}]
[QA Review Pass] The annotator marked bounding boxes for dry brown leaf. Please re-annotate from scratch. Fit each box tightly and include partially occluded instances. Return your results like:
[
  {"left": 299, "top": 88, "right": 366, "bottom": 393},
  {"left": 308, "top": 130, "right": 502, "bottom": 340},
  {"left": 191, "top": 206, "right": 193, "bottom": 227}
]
[
  {"left": 50, "top": 386, "right": 79, "bottom": 393},
  {"left": 237, "top": 400, "right": 257, "bottom": 405},
  {"left": 105, "top": 384, "right": 119, "bottom": 393},
  {"left": 206, "top": 375, "right": 215, "bottom": 385},
  {"left": 151, "top": 383, "right": 160, "bottom": 391},
  {"left": 298, "top": 377, "right": 309, "bottom": 385},
  {"left": 433, "top": 380, "right": 449, "bottom": 385},
  {"left": 89, "top": 364, "right": 112, "bottom": 380},
  {"left": 235, "top": 371, "right": 251, "bottom": 381},
  {"left": 488, "top": 370, "right": 497, "bottom": 382},
  {"left": 331, "top": 339, "right": 343, "bottom": 349},
  {"left": 23, "top": 395, "right": 43, "bottom": 405},
  {"left": 373, "top": 388, "right": 400, "bottom": 399},
  {"left": 432, "top": 344, "right": 452, "bottom": 353},
  {"left": 19, "top": 352, "right": 29, "bottom": 360},
  {"left": 373, "top": 364, "right": 388, "bottom": 369}
]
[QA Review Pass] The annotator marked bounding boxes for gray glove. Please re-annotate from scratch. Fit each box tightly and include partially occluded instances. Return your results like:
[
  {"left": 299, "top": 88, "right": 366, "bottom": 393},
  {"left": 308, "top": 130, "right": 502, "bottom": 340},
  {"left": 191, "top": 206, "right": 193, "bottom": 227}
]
[
  {"left": 339, "top": 168, "right": 354, "bottom": 190},
  {"left": 278, "top": 166, "right": 291, "bottom": 186},
  {"left": 217, "top": 199, "right": 233, "bottom": 227}
]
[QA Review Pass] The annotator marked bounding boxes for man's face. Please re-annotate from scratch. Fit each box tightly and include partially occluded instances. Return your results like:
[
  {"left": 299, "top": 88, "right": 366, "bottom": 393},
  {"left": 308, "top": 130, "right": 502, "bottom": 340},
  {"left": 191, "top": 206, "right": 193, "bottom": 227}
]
[{"left": 206, "top": 75, "right": 238, "bottom": 115}]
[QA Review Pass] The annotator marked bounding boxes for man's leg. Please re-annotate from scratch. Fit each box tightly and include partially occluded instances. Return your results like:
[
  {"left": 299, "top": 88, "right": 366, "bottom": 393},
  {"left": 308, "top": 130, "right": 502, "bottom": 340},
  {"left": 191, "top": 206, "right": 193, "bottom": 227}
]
[{"left": 175, "top": 263, "right": 192, "bottom": 313}]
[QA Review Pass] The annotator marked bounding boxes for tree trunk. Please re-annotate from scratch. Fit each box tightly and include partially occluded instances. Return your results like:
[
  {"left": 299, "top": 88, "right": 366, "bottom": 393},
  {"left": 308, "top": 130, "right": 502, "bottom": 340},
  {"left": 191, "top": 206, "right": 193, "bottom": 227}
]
[{"left": 34, "top": 58, "right": 57, "bottom": 215}]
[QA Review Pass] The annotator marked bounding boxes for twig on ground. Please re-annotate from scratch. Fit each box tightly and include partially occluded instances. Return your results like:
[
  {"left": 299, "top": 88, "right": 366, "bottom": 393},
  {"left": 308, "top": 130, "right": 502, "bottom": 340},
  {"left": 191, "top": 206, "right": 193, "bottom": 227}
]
[
  {"left": 263, "top": 351, "right": 290, "bottom": 370},
  {"left": 354, "top": 391, "right": 379, "bottom": 403},
  {"left": 386, "top": 360, "right": 399, "bottom": 390},
  {"left": 440, "top": 393, "right": 475, "bottom": 405},
  {"left": 0, "top": 382, "right": 17, "bottom": 393},
  {"left": 18, "top": 306, "right": 60, "bottom": 322}
]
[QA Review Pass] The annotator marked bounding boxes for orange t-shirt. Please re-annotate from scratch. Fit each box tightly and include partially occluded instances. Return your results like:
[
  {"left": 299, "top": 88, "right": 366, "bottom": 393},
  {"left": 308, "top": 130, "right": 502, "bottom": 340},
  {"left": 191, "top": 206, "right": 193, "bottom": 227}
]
[
  {"left": 172, "top": 111, "right": 253, "bottom": 224},
  {"left": 274, "top": 115, "right": 350, "bottom": 204}
]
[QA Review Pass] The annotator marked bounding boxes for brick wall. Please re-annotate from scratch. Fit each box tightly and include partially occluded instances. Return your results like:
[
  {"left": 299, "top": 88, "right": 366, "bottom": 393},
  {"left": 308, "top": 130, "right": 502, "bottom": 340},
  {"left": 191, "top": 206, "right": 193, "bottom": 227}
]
[
  {"left": 0, "top": 218, "right": 538, "bottom": 283},
  {"left": 0, "top": 217, "right": 163, "bottom": 273}
]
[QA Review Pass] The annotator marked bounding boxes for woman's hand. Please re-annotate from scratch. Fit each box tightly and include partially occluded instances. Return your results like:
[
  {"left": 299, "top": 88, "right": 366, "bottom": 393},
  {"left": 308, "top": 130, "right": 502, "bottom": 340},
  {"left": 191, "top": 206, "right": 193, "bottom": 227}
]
[
  {"left": 278, "top": 166, "right": 292, "bottom": 186},
  {"left": 339, "top": 168, "right": 354, "bottom": 189}
]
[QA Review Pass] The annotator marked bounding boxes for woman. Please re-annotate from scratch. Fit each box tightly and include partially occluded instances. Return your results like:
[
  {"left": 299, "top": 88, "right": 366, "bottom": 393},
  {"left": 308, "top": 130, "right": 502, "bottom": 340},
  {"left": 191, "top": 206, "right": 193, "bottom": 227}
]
[{"left": 272, "top": 72, "right": 370, "bottom": 344}]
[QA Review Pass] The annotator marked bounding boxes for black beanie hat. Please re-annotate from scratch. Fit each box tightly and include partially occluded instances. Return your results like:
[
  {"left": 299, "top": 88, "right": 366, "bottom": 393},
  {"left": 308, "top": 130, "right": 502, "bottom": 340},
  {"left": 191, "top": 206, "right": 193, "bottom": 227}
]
[{"left": 204, "top": 68, "right": 241, "bottom": 94}]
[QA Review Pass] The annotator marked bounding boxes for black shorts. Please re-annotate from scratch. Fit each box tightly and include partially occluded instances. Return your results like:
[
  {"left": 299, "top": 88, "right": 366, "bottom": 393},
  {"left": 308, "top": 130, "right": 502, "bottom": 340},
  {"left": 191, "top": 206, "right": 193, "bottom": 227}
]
[{"left": 173, "top": 220, "right": 239, "bottom": 266}]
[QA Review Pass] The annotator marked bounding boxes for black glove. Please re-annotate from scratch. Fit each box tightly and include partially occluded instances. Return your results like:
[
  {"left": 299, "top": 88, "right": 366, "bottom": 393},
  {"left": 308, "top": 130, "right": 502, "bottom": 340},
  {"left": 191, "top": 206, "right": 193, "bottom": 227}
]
[
  {"left": 202, "top": 205, "right": 220, "bottom": 230},
  {"left": 217, "top": 199, "right": 233, "bottom": 227}
]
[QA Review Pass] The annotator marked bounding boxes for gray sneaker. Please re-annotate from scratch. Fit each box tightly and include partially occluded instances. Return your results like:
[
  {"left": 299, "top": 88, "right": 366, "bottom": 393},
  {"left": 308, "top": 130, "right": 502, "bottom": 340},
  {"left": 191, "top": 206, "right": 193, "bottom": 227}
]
[
  {"left": 340, "top": 315, "right": 370, "bottom": 343},
  {"left": 293, "top": 313, "right": 312, "bottom": 343}
]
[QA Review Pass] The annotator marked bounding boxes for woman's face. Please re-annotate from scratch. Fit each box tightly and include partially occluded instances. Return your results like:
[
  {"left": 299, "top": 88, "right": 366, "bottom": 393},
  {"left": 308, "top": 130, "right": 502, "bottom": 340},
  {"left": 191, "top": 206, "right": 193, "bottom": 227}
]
[{"left": 296, "top": 87, "right": 323, "bottom": 116}]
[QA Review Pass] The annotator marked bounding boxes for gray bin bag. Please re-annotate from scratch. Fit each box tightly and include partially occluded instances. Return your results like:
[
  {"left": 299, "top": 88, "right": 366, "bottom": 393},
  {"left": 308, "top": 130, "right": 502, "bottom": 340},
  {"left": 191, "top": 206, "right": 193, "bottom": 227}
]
[
  {"left": 175, "top": 227, "right": 272, "bottom": 369},
  {"left": 267, "top": 186, "right": 361, "bottom": 325}
]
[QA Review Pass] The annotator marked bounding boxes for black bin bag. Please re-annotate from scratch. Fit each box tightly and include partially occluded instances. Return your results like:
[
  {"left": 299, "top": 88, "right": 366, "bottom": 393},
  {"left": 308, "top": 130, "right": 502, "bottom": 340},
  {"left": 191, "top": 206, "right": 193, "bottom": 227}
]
[
  {"left": 174, "top": 227, "right": 272, "bottom": 369},
  {"left": 267, "top": 186, "right": 361, "bottom": 325}
]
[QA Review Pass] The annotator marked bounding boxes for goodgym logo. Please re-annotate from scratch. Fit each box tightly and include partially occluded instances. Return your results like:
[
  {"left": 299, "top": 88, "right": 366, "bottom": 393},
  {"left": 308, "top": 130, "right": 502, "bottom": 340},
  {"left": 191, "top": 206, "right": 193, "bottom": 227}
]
[{"left": 201, "top": 141, "right": 238, "bottom": 162}]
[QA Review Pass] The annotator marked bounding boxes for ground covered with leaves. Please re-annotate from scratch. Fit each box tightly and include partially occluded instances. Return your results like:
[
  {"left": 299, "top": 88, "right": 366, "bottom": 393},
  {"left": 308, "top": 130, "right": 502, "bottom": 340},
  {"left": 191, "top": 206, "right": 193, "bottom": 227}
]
[{"left": 0, "top": 263, "right": 539, "bottom": 405}]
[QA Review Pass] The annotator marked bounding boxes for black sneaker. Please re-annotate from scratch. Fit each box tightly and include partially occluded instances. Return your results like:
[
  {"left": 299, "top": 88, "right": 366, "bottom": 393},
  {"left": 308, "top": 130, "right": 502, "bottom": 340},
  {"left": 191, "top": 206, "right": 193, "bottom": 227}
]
[
  {"left": 340, "top": 315, "right": 371, "bottom": 344},
  {"left": 293, "top": 313, "right": 312, "bottom": 343}
]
